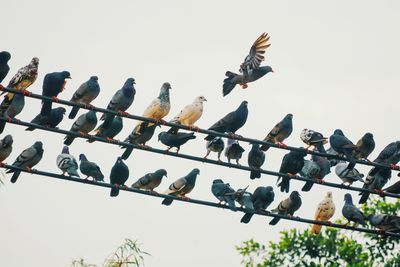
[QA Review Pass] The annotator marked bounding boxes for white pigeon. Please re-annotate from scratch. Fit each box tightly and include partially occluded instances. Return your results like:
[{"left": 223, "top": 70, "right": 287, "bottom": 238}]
[
  {"left": 311, "top": 191, "right": 335, "bottom": 234},
  {"left": 170, "top": 96, "right": 207, "bottom": 129},
  {"left": 56, "top": 146, "right": 80, "bottom": 177}
]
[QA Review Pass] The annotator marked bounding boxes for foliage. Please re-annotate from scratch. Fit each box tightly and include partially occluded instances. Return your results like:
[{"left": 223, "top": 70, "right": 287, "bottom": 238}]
[{"left": 236, "top": 197, "right": 400, "bottom": 267}]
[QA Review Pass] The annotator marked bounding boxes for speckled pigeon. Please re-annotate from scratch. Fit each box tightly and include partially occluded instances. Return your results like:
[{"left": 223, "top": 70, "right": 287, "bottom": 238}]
[
  {"left": 300, "top": 128, "right": 327, "bottom": 153},
  {"left": 40, "top": 71, "right": 71, "bottom": 116},
  {"left": 162, "top": 168, "right": 200, "bottom": 206},
  {"left": 211, "top": 179, "right": 237, "bottom": 211},
  {"left": 158, "top": 131, "right": 196, "bottom": 153},
  {"left": 204, "top": 137, "right": 225, "bottom": 161},
  {"left": 368, "top": 214, "right": 400, "bottom": 233},
  {"left": 64, "top": 111, "right": 97, "bottom": 145},
  {"left": 56, "top": 146, "right": 79, "bottom": 177},
  {"left": 329, "top": 129, "right": 356, "bottom": 170},
  {"left": 354, "top": 133, "right": 375, "bottom": 160},
  {"left": 25, "top": 107, "right": 66, "bottom": 131},
  {"left": 269, "top": 190, "right": 301, "bottom": 225},
  {"left": 69, "top": 76, "right": 100, "bottom": 119},
  {"left": 131, "top": 169, "right": 167, "bottom": 192},
  {"left": 0, "top": 51, "right": 11, "bottom": 84},
  {"left": 121, "top": 123, "right": 158, "bottom": 160},
  {"left": 0, "top": 134, "right": 13, "bottom": 162},
  {"left": 79, "top": 154, "right": 104, "bottom": 181},
  {"left": 248, "top": 143, "right": 265, "bottom": 179},
  {"left": 277, "top": 149, "right": 307, "bottom": 193},
  {"left": 109, "top": 157, "right": 129, "bottom": 197},
  {"left": 311, "top": 192, "right": 335, "bottom": 234},
  {"left": 260, "top": 114, "right": 293, "bottom": 151},
  {"left": 241, "top": 186, "right": 274, "bottom": 224},
  {"left": 342, "top": 193, "right": 366, "bottom": 226},
  {"left": 225, "top": 139, "right": 245, "bottom": 165},
  {"left": 167, "top": 96, "right": 206, "bottom": 133}
]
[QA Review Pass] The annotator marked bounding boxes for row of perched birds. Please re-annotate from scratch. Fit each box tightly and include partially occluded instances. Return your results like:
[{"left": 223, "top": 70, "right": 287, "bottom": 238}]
[{"left": 0, "top": 32, "right": 399, "bottom": 235}]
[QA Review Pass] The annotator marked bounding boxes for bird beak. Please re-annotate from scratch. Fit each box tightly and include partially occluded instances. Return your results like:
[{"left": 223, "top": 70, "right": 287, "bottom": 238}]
[
  {"left": 204, "top": 98, "right": 207, "bottom": 102},
  {"left": 67, "top": 76, "right": 72, "bottom": 79},
  {"left": 243, "top": 185, "right": 249, "bottom": 191}
]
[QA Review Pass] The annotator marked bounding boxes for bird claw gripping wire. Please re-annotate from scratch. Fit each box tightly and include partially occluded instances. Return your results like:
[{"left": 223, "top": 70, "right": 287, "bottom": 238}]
[
  {"left": 83, "top": 103, "right": 95, "bottom": 110},
  {"left": 390, "top": 164, "right": 400, "bottom": 171},
  {"left": 52, "top": 96, "right": 60, "bottom": 102}
]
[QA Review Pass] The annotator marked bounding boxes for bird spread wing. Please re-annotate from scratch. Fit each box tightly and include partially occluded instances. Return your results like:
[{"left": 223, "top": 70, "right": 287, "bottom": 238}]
[{"left": 240, "top": 33, "right": 271, "bottom": 74}]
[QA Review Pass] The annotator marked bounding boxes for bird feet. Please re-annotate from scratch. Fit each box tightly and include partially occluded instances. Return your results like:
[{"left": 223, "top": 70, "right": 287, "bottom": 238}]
[
  {"left": 106, "top": 137, "right": 118, "bottom": 144},
  {"left": 148, "top": 190, "right": 159, "bottom": 196},
  {"left": 180, "top": 196, "right": 191, "bottom": 201},
  {"left": 0, "top": 162, "right": 6, "bottom": 167},
  {"left": 240, "top": 83, "right": 248, "bottom": 89},
  {"left": 52, "top": 96, "right": 60, "bottom": 102},
  {"left": 287, "top": 173, "right": 298, "bottom": 178},
  {"left": 155, "top": 118, "right": 167, "bottom": 125},
  {"left": 390, "top": 164, "right": 400, "bottom": 170},
  {"left": 188, "top": 125, "right": 200, "bottom": 132},
  {"left": 22, "top": 90, "right": 32, "bottom": 96},
  {"left": 117, "top": 110, "right": 130, "bottom": 117},
  {"left": 326, "top": 221, "right": 334, "bottom": 226},
  {"left": 277, "top": 142, "right": 288, "bottom": 149},
  {"left": 374, "top": 189, "right": 385, "bottom": 197},
  {"left": 83, "top": 103, "right": 95, "bottom": 110},
  {"left": 315, "top": 178, "right": 325, "bottom": 184},
  {"left": 138, "top": 144, "right": 150, "bottom": 149},
  {"left": 26, "top": 167, "right": 33, "bottom": 173}
]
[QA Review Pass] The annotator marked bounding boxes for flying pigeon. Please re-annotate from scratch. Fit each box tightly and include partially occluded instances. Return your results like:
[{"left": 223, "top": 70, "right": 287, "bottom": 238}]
[
  {"left": 0, "top": 134, "right": 13, "bottom": 162},
  {"left": 109, "top": 157, "right": 129, "bottom": 197},
  {"left": 0, "top": 51, "right": 11, "bottom": 84},
  {"left": 25, "top": 107, "right": 66, "bottom": 131},
  {"left": 300, "top": 128, "right": 328, "bottom": 153},
  {"left": 342, "top": 193, "right": 366, "bottom": 226},
  {"left": 240, "top": 186, "right": 274, "bottom": 224},
  {"left": 223, "top": 32, "right": 273, "bottom": 96},
  {"left": 79, "top": 154, "right": 104, "bottom": 181},
  {"left": 131, "top": 169, "right": 167, "bottom": 192},
  {"left": 260, "top": 114, "right": 293, "bottom": 151},
  {"left": 359, "top": 168, "right": 391, "bottom": 204},
  {"left": 158, "top": 131, "right": 196, "bottom": 153},
  {"left": 0, "top": 92, "right": 25, "bottom": 133},
  {"left": 40, "top": 71, "right": 71, "bottom": 116},
  {"left": 269, "top": 191, "right": 302, "bottom": 225},
  {"left": 204, "top": 137, "right": 225, "bottom": 161},
  {"left": 301, "top": 155, "right": 331, "bottom": 192},
  {"left": 56, "top": 146, "right": 80, "bottom": 177},
  {"left": 335, "top": 161, "right": 364, "bottom": 186},
  {"left": 368, "top": 214, "right": 400, "bottom": 233},
  {"left": 353, "top": 133, "right": 375, "bottom": 161},
  {"left": 248, "top": 143, "right": 265, "bottom": 179},
  {"left": 225, "top": 139, "right": 245, "bottom": 165},
  {"left": 311, "top": 191, "right": 335, "bottom": 234},
  {"left": 121, "top": 123, "right": 158, "bottom": 160},
  {"left": 69, "top": 76, "right": 101, "bottom": 119},
  {"left": 162, "top": 168, "right": 200, "bottom": 206},
  {"left": 329, "top": 129, "right": 356, "bottom": 170},
  {"left": 211, "top": 179, "right": 237, "bottom": 211},
  {"left": 64, "top": 110, "right": 97, "bottom": 145},
  {"left": 277, "top": 149, "right": 307, "bottom": 193},
  {"left": 91, "top": 116, "right": 123, "bottom": 142}
]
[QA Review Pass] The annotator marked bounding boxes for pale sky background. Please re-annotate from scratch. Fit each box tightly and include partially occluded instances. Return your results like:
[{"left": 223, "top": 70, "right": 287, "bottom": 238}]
[{"left": 1, "top": 1, "right": 399, "bottom": 266}]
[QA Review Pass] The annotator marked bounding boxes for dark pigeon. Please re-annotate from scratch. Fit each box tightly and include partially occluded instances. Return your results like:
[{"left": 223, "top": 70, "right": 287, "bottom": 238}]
[
  {"left": 158, "top": 131, "right": 196, "bottom": 153},
  {"left": 354, "top": 133, "right": 375, "bottom": 160},
  {"left": 109, "top": 157, "right": 129, "bottom": 197},
  {"left": 241, "top": 186, "right": 274, "bottom": 224},
  {"left": 25, "top": 107, "right": 66, "bottom": 131},
  {"left": 225, "top": 139, "right": 245, "bottom": 165},
  {"left": 342, "top": 193, "right": 366, "bottom": 226},
  {"left": 64, "top": 111, "right": 97, "bottom": 145},
  {"left": 329, "top": 129, "right": 356, "bottom": 170},
  {"left": 211, "top": 179, "right": 237, "bottom": 211},
  {"left": 79, "top": 154, "right": 104, "bottom": 181},
  {"left": 277, "top": 149, "right": 307, "bottom": 193},
  {"left": 40, "top": 71, "right": 71, "bottom": 116},
  {"left": 269, "top": 191, "right": 302, "bottom": 225},
  {"left": 0, "top": 51, "right": 11, "bottom": 84},
  {"left": 121, "top": 123, "right": 158, "bottom": 160},
  {"left": 248, "top": 143, "right": 265, "bottom": 179}
]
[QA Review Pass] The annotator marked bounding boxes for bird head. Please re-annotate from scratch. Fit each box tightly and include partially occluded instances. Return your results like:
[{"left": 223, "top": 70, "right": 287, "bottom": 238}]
[
  {"left": 344, "top": 193, "right": 353, "bottom": 203},
  {"left": 125, "top": 77, "right": 136, "bottom": 85},
  {"left": 240, "top": 101, "right": 248, "bottom": 107},
  {"left": 266, "top": 66, "right": 274, "bottom": 73},
  {"left": 326, "top": 191, "right": 333, "bottom": 198},
  {"left": 0, "top": 51, "right": 11, "bottom": 62},
  {"left": 265, "top": 186, "right": 274, "bottom": 192},
  {"left": 79, "top": 154, "right": 87, "bottom": 161},
  {"left": 33, "top": 141, "right": 43, "bottom": 150},
  {"left": 56, "top": 107, "right": 67, "bottom": 114},
  {"left": 62, "top": 71, "right": 71, "bottom": 79},
  {"left": 116, "top": 157, "right": 124, "bottom": 164},
  {"left": 290, "top": 191, "right": 301, "bottom": 199},
  {"left": 31, "top": 57, "right": 39, "bottom": 66},
  {"left": 285, "top": 113, "right": 293, "bottom": 121},
  {"left": 2, "top": 134, "right": 13, "bottom": 147},
  {"left": 334, "top": 129, "right": 344, "bottom": 136},
  {"left": 90, "top": 76, "right": 99, "bottom": 81},
  {"left": 192, "top": 168, "right": 200, "bottom": 175},
  {"left": 364, "top": 132, "right": 373, "bottom": 139},
  {"left": 212, "top": 179, "right": 224, "bottom": 184},
  {"left": 157, "top": 132, "right": 165, "bottom": 141},
  {"left": 155, "top": 169, "right": 168, "bottom": 178},
  {"left": 195, "top": 96, "right": 207, "bottom": 103},
  {"left": 162, "top": 82, "right": 171, "bottom": 90},
  {"left": 62, "top": 146, "right": 70, "bottom": 154}
]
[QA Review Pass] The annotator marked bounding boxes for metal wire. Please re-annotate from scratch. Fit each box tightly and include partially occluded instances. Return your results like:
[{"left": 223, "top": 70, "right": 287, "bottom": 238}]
[
  {"left": 1, "top": 85, "right": 399, "bottom": 173},
  {"left": 2, "top": 117, "right": 400, "bottom": 200},
  {"left": 1, "top": 163, "right": 398, "bottom": 238}
]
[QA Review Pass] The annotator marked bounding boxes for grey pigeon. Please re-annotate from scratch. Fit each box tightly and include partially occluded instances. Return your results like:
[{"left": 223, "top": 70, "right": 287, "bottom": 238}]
[
  {"left": 211, "top": 179, "right": 237, "bottom": 211},
  {"left": 269, "top": 191, "right": 302, "bottom": 225},
  {"left": 0, "top": 51, "right": 11, "bottom": 83},
  {"left": 40, "top": 71, "right": 71, "bottom": 116},
  {"left": 7, "top": 141, "right": 43, "bottom": 183},
  {"left": 121, "top": 123, "right": 158, "bottom": 160},
  {"left": 326, "top": 146, "right": 340, "bottom": 167},
  {"left": 359, "top": 168, "right": 391, "bottom": 204},
  {"left": 368, "top": 214, "right": 400, "bottom": 233},
  {"left": 384, "top": 180, "right": 400, "bottom": 194},
  {"left": 277, "top": 149, "right": 307, "bottom": 193},
  {"left": 368, "top": 141, "right": 400, "bottom": 178},
  {"left": 91, "top": 116, "right": 123, "bottom": 142},
  {"left": 241, "top": 186, "right": 274, "bottom": 224},
  {"left": 79, "top": 154, "right": 104, "bottom": 181},
  {"left": 64, "top": 110, "right": 97, "bottom": 145},
  {"left": 335, "top": 161, "right": 364, "bottom": 185},
  {"left": 223, "top": 33, "right": 273, "bottom": 96},
  {"left": 300, "top": 128, "right": 327, "bottom": 153},
  {"left": 225, "top": 139, "right": 245, "bottom": 165},
  {"left": 158, "top": 131, "right": 196, "bottom": 153},
  {"left": 69, "top": 76, "right": 100, "bottom": 119},
  {"left": 25, "top": 107, "right": 66, "bottom": 131},
  {"left": 248, "top": 143, "right": 265, "bottom": 179},
  {"left": 204, "top": 101, "right": 248, "bottom": 141},
  {"left": 162, "top": 168, "right": 200, "bottom": 206},
  {"left": 260, "top": 114, "right": 293, "bottom": 151},
  {"left": 109, "top": 157, "right": 129, "bottom": 197},
  {"left": 329, "top": 129, "right": 356, "bottom": 170},
  {"left": 0, "top": 93, "right": 24, "bottom": 133},
  {"left": 233, "top": 186, "right": 254, "bottom": 210},
  {"left": 342, "top": 193, "right": 366, "bottom": 226},
  {"left": 0, "top": 134, "right": 13, "bottom": 162},
  {"left": 101, "top": 78, "right": 135, "bottom": 128},
  {"left": 56, "top": 146, "right": 79, "bottom": 177},
  {"left": 204, "top": 137, "right": 225, "bottom": 161},
  {"left": 301, "top": 155, "right": 331, "bottom": 192},
  {"left": 131, "top": 169, "right": 167, "bottom": 192},
  {"left": 354, "top": 133, "right": 375, "bottom": 160}
]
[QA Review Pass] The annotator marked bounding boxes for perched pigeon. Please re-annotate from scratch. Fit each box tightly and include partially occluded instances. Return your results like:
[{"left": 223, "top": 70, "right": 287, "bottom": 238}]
[
  {"left": 131, "top": 169, "right": 167, "bottom": 192},
  {"left": 301, "top": 155, "right": 331, "bottom": 192},
  {"left": 0, "top": 93, "right": 25, "bottom": 133},
  {"left": 368, "top": 214, "right": 400, "bottom": 233},
  {"left": 133, "top": 82, "right": 171, "bottom": 133},
  {"left": 56, "top": 146, "right": 79, "bottom": 177},
  {"left": 368, "top": 141, "right": 400, "bottom": 177},
  {"left": 79, "top": 154, "right": 104, "bottom": 181},
  {"left": 69, "top": 76, "right": 101, "bottom": 119},
  {"left": 300, "top": 128, "right": 327, "bottom": 153},
  {"left": 204, "top": 137, "right": 225, "bottom": 161},
  {"left": 354, "top": 133, "right": 375, "bottom": 160},
  {"left": 167, "top": 96, "right": 207, "bottom": 133},
  {"left": 326, "top": 146, "right": 340, "bottom": 167},
  {"left": 225, "top": 139, "right": 245, "bottom": 165},
  {"left": 0, "top": 51, "right": 11, "bottom": 84},
  {"left": 158, "top": 131, "right": 196, "bottom": 153},
  {"left": 91, "top": 116, "right": 123, "bottom": 142},
  {"left": 329, "top": 129, "right": 356, "bottom": 170},
  {"left": 384, "top": 180, "right": 400, "bottom": 194},
  {"left": 223, "top": 33, "right": 273, "bottom": 96},
  {"left": 311, "top": 192, "right": 335, "bottom": 234},
  {"left": 40, "top": 71, "right": 71, "bottom": 116},
  {"left": 269, "top": 191, "right": 302, "bottom": 225},
  {"left": 109, "top": 157, "right": 129, "bottom": 197},
  {"left": 241, "top": 186, "right": 274, "bottom": 224},
  {"left": 233, "top": 186, "right": 254, "bottom": 210},
  {"left": 64, "top": 111, "right": 97, "bottom": 145},
  {"left": 248, "top": 143, "right": 265, "bottom": 179},
  {"left": 7, "top": 141, "right": 43, "bottom": 183},
  {"left": 211, "top": 179, "right": 237, "bottom": 211},
  {"left": 101, "top": 78, "right": 135, "bottom": 128},
  {"left": 162, "top": 168, "right": 200, "bottom": 206},
  {"left": 0, "top": 134, "right": 13, "bottom": 162},
  {"left": 121, "top": 123, "right": 158, "bottom": 160},
  {"left": 204, "top": 101, "right": 248, "bottom": 141},
  {"left": 359, "top": 168, "right": 391, "bottom": 204},
  {"left": 342, "top": 193, "right": 366, "bottom": 226},
  {"left": 335, "top": 161, "right": 364, "bottom": 185},
  {"left": 260, "top": 114, "right": 293, "bottom": 151},
  {"left": 25, "top": 107, "right": 66, "bottom": 131},
  {"left": 277, "top": 149, "right": 307, "bottom": 193}
]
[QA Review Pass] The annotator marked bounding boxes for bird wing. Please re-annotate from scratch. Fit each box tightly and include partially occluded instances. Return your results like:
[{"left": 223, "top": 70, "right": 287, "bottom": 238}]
[
  {"left": 164, "top": 177, "right": 187, "bottom": 195},
  {"left": 13, "top": 147, "right": 36, "bottom": 167},
  {"left": 208, "top": 111, "right": 236, "bottom": 132},
  {"left": 70, "top": 113, "right": 87, "bottom": 131},
  {"left": 71, "top": 82, "right": 89, "bottom": 102},
  {"left": 375, "top": 142, "right": 397, "bottom": 163},
  {"left": 171, "top": 103, "right": 200, "bottom": 125},
  {"left": 106, "top": 89, "right": 125, "bottom": 111},
  {"left": 240, "top": 33, "right": 270, "bottom": 73},
  {"left": 315, "top": 198, "right": 335, "bottom": 221}
]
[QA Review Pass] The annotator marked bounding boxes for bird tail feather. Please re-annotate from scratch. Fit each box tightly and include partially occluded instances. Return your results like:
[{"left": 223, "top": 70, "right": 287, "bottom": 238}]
[
  {"left": 10, "top": 171, "right": 21, "bottom": 183},
  {"left": 162, "top": 198, "right": 173, "bottom": 206},
  {"left": 240, "top": 213, "right": 254, "bottom": 224},
  {"left": 250, "top": 170, "right": 261, "bottom": 179},
  {"left": 359, "top": 192, "right": 370, "bottom": 204},
  {"left": 301, "top": 181, "right": 314, "bottom": 192},
  {"left": 222, "top": 71, "right": 238, "bottom": 97},
  {"left": 64, "top": 136, "right": 75, "bottom": 146},
  {"left": 40, "top": 101, "right": 52, "bottom": 116},
  {"left": 110, "top": 187, "right": 119, "bottom": 197},
  {"left": 269, "top": 217, "right": 281, "bottom": 225},
  {"left": 68, "top": 107, "right": 80, "bottom": 119},
  {"left": 311, "top": 224, "right": 322, "bottom": 234},
  {"left": 121, "top": 147, "right": 133, "bottom": 160},
  {"left": 0, "top": 121, "right": 6, "bottom": 134}
]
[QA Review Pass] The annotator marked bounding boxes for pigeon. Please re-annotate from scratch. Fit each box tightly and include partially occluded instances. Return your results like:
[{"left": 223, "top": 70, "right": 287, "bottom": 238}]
[
  {"left": 40, "top": 71, "right": 71, "bottom": 116},
  {"left": 25, "top": 107, "right": 66, "bottom": 131},
  {"left": 384, "top": 180, "right": 400, "bottom": 194},
  {"left": 204, "top": 101, "right": 248, "bottom": 141},
  {"left": 162, "top": 168, "right": 200, "bottom": 206},
  {"left": 335, "top": 161, "right": 364, "bottom": 185},
  {"left": 277, "top": 149, "right": 307, "bottom": 193},
  {"left": 79, "top": 154, "right": 104, "bottom": 181},
  {"left": 211, "top": 179, "right": 237, "bottom": 211},
  {"left": 204, "top": 137, "right": 225, "bottom": 161},
  {"left": 368, "top": 141, "right": 400, "bottom": 177},
  {"left": 167, "top": 96, "right": 207, "bottom": 133},
  {"left": 109, "top": 157, "right": 129, "bottom": 197},
  {"left": 0, "top": 93, "right": 25, "bottom": 133},
  {"left": 233, "top": 186, "right": 254, "bottom": 210},
  {"left": 223, "top": 33, "right": 273, "bottom": 96},
  {"left": 248, "top": 143, "right": 265, "bottom": 179},
  {"left": 240, "top": 186, "right": 274, "bottom": 224},
  {"left": 301, "top": 155, "right": 331, "bottom": 192},
  {"left": 300, "top": 128, "right": 328, "bottom": 153},
  {"left": 158, "top": 131, "right": 196, "bottom": 153},
  {"left": 64, "top": 111, "right": 97, "bottom": 145},
  {"left": 7, "top": 141, "right": 43, "bottom": 183},
  {"left": 68, "top": 76, "right": 100, "bottom": 119},
  {"left": 225, "top": 139, "right": 245, "bottom": 165},
  {"left": 91, "top": 116, "right": 123, "bottom": 142},
  {"left": 354, "top": 133, "right": 375, "bottom": 160},
  {"left": 311, "top": 192, "right": 335, "bottom": 234},
  {"left": 131, "top": 169, "right": 167, "bottom": 192},
  {"left": 0, "top": 51, "right": 11, "bottom": 84},
  {"left": 121, "top": 123, "right": 158, "bottom": 160},
  {"left": 329, "top": 129, "right": 356, "bottom": 170},
  {"left": 56, "top": 146, "right": 79, "bottom": 177},
  {"left": 359, "top": 168, "right": 391, "bottom": 204},
  {"left": 0, "top": 134, "right": 13, "bottom": 162},
  {"left": 133, "top": 82, "right": 171, "bottom": 133},
  {"left": 269, "top": 191, "right": 302, "bottom": 225},
  {"left": 326, "top": 146, "right": 340, "bottom": 167},
  {"left": 368, "top": 214, "right": 400, "bottom": 233},
  {"left": 260, "top": 114, "right": 293, "bottom": 151},
  {"left": 342, "top": 193, "right": 366, "bottom": 226},
  {"left": 101, "top": 78, "right": 135, "bottom": 128}
]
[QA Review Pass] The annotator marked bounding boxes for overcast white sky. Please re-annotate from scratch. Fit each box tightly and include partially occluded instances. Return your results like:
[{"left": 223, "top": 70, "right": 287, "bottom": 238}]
[{"left": 1, "top": 1, "right": 399, "bottom": 266}]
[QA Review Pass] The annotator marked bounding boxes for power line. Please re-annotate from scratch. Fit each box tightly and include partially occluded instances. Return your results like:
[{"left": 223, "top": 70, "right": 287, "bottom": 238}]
[
  {"left": 2, "top": 117, "right": 399, "bottom": 200},
  {"left": 1, "top": 163, "right": 398, "bottom": 238},
  {"left": 1, "top": 85, "right": 399, "bottom": 173}
]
